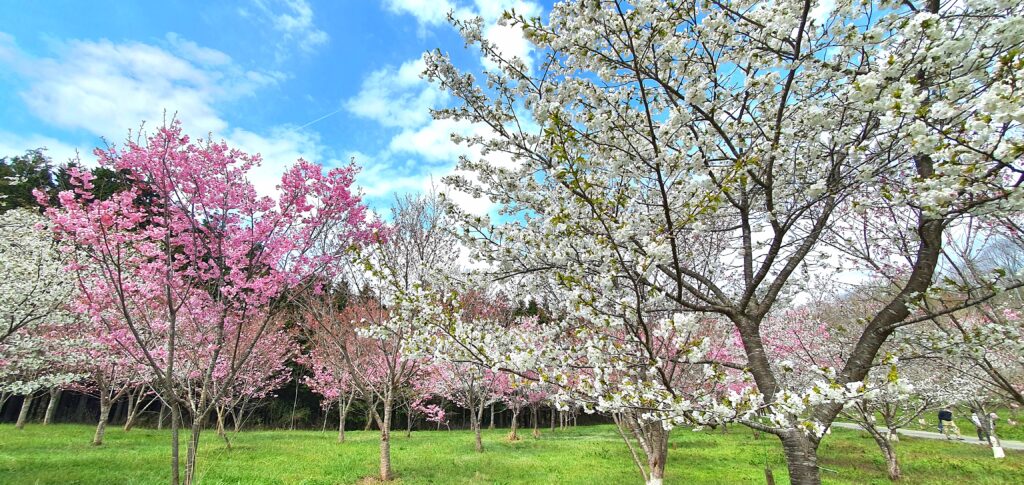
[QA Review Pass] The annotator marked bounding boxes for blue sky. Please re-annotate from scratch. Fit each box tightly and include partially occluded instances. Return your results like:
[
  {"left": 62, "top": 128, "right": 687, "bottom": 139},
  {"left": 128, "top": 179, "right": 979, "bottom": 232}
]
[{"left": 0, "top": 0, "right": 548, "bottom": 213}]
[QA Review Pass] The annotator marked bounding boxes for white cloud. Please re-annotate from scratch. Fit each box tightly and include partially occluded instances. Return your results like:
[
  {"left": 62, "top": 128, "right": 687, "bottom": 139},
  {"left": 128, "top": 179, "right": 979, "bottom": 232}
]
[
  {"left": 345, "top": 57, "right": 447, "bottom": 129},
  {"left": 246, "top": 0, "right": 329, "bottom": 59},
  {"left": 0, "top": 131, "right": 82, "bottom": 166},
  {"left": 0, "top": 34, "right": 284, "bottom": 139},
  {"left": 388, "top": 117, "right": 475, "bottom": 162},
  {"left": 354, "top": 148, "right": 493, "bottom": 216},
  {"left": 381, "top": 0, "right": 541, "bottom": 73},
  {"left": 354, "top": 151, "right": 437, "bottom": 199},
  {"left": 0, "top": 33, "right": 319, "bottom": 197},
  {"left": 810, "top": 0, "right": 836, "bottom": 25},
  {"left": 225, "top": 125, "right": 326, "bottom": 196},
  {"left": 476, "top": 1, "right": 542, "bottom": 72},
  {"left": 382, "top": 0, "right": 458, "bottom": 27},
  {"left": 165, "top": 32, "right": 231, "bottom": 66}
]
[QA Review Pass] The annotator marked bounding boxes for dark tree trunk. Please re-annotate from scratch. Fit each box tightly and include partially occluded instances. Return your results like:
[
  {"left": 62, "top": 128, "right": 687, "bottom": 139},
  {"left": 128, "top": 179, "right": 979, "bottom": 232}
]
[
  {"left": 531, "top": 406, "right": 540, "bottom": 438},
  {"left": 780, "top": 433, "right": 821, "bottom": 485}
]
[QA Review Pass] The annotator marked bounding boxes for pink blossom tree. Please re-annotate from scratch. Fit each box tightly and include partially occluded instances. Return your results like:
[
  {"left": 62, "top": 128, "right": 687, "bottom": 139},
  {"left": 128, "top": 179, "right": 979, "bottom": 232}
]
[
  {"left": 300, "top": 191, "right": 457, "bottom": 481},
  {"left": 62, "top": 312, "right": 151, "bottom": 445},
  {"left": 300, "top": 326, "right": 362, "bottom": 443},
  {"left": 211, "top": 318, "right": 295, "bottom": 448},
  {"left": 427, "top": 361, "right": 503, "bottom": 451},
  {"left": 300, "top": 291, "right": 424, "bottom": 479},
  {"left": 40, "top": 121, "right": 379, "bottom": 485}
]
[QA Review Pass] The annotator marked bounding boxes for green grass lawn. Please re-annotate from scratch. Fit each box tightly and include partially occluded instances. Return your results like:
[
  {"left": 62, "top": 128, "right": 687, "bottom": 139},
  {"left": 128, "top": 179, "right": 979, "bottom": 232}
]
[{"left": 0, "top": 424, "right": 1021, "bottom": 484}]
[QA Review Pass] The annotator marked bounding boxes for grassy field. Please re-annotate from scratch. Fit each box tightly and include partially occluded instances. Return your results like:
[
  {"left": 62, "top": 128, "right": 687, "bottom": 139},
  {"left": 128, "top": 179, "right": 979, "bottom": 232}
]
[{"left": 0, "top": 423, "right": 1021, "bottom": 484}]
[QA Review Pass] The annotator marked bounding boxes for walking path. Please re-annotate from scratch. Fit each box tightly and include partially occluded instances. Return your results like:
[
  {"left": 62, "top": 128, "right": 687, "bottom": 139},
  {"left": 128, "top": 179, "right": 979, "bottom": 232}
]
[{"left": 832, "top": 422, "right": 1024, "bottom": 451}]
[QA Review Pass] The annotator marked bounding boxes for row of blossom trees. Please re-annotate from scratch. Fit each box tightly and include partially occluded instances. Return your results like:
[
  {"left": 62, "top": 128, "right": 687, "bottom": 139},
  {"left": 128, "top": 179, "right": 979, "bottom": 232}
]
[
  {"left": 0, "top": 121, "right": 384, "bottom": 485},
  {"left": 375, "top": 1, "right": 1024, "bottom": 485},
  {"left": 4, "top": 3, "right": 1023, "bottom": 484},
  {"left": 1, "top": 138, "right": 561, "bottom": 485}
]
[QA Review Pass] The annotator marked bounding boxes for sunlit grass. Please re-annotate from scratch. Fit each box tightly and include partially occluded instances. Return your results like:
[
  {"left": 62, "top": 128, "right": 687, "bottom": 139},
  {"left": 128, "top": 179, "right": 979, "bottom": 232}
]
[{"left": 0, "top": 423, "right": 1021, "bottom": 484}]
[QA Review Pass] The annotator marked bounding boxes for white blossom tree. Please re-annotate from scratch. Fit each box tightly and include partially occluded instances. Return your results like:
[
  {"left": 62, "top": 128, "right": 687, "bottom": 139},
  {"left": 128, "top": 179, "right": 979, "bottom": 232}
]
[
  {"left": 0, "top": 208, "right": 73, "bottom": 344},
  {"left": 419, "top": 1, "right": 1024, "bottom": 483}
]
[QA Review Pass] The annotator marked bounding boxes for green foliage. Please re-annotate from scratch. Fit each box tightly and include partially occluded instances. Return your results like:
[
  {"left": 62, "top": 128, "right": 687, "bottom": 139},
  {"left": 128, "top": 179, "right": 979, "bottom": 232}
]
[
  {"left": 53, "top": 162, "right": 137, "bottom": 205},
  {"left": 0, "top": 148, "right": 142, "bottom": 213},
  {"left": 0, "top": 425, "right": 1020, "bottom": 484},
  {"left": 0, "top": 149, "right": 55, "bottom": 213}
]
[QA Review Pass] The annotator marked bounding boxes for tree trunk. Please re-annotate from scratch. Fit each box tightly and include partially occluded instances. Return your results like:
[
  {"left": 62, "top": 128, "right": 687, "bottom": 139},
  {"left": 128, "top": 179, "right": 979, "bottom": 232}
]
[
  {"left": 338, "top": 399, "right": 348, "bottom": 443},
  {"left": 184, "top": 415, "right": 203, "bottom": 485},
  {"left": 216, "top": 406, "right": 231, "bottom": 450},
  {"left": 865, "top": 425, "right": 901, "bottom": 480},
  {"left": 124, "top": 390, "right": 147, "bottom": 432},
  {"left": 508, "top": 406, "right": 520, "bottom": 441},
  {"left": 646, "top": 451, "right": 666, "bottom": 485},
  {"left": 15, "top": 395, "right": 33, "bottom": 430},
  {"left": 488, "top": 403, "right": 496, "bottom": 430},
  {"left": 405, "top": 403, "right": 413, "bottom": 438},
  {"left": 158, "top": 402, "right": 166, "bottom": 430},
  {"left": 93, "top": 395, "right": 112, "bottom": 445},
  {"left": 289, "top": 375, "right": 300, "bottom": 430},
  {"left": 532, "top": 406, "right": 540, "bottom": 438},
  {"left": 985, "top": 417, "right": 1005, "bottom": 458},
  {"left": 123, "top": 392, "right": 136, "bottom": 431},
  {"left": 230, "top": 406, "right": 243, "bottom": 433},
  {"left": 364, "top": 397, "right": 376, "bottom": 431},
  {"left": 550, "top": 406, "right": 556, "bottom": 431},
  {"left": 377, "top": 397, "right": 393, "bottom": 481},
  {"left": 43, "top": 388, "right": 61, "bottom": 425},
  {"left": 780, "top": 434, "right": 821, "bottom": 485},
  {"left": 472, "top": 400, "right": 484, "bottom": 452},
  {"left": 170, "top": 404, "right": 182, "bottom": 485}
]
